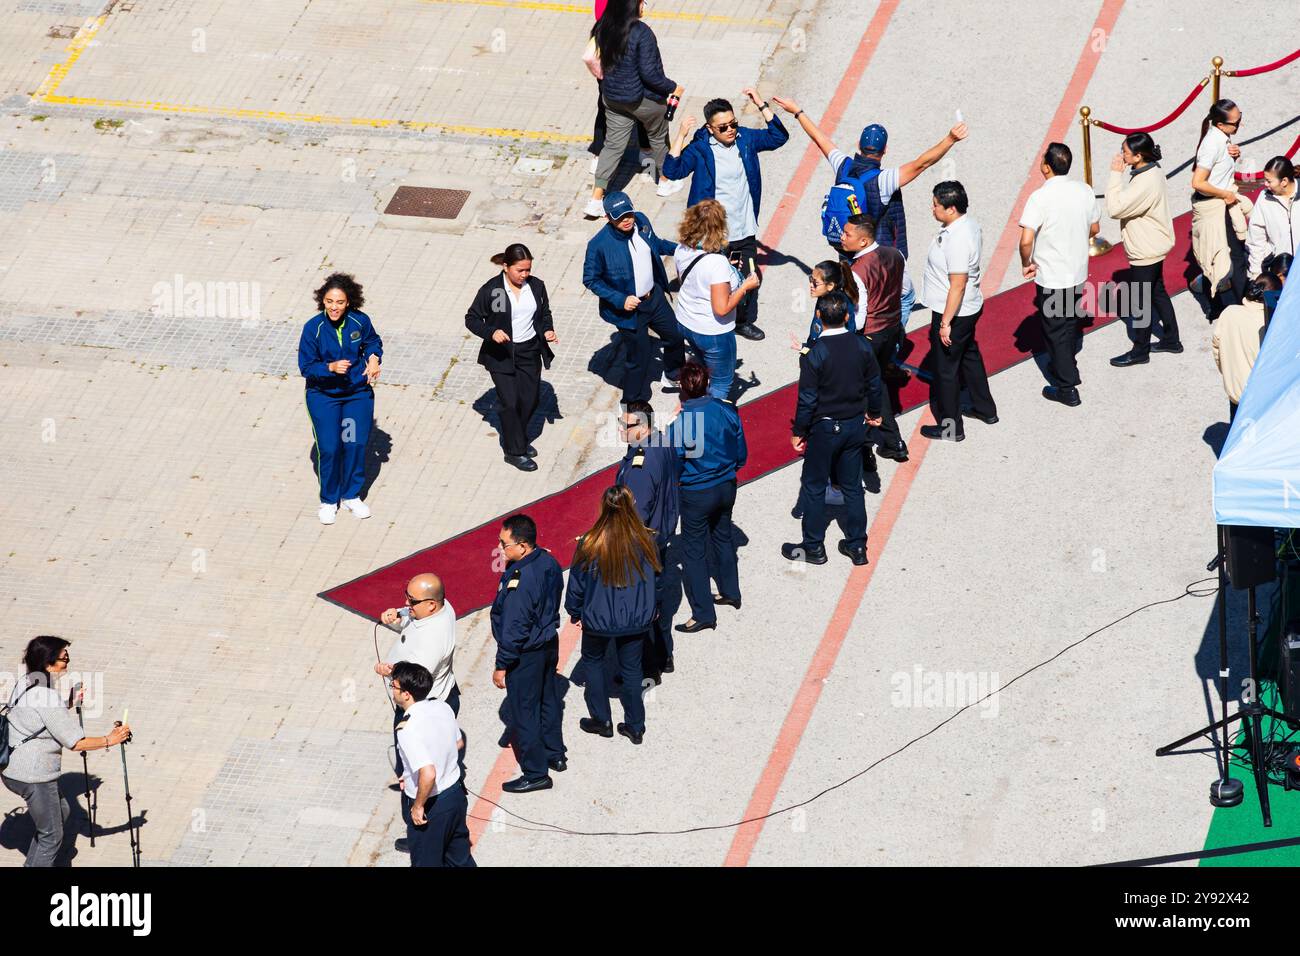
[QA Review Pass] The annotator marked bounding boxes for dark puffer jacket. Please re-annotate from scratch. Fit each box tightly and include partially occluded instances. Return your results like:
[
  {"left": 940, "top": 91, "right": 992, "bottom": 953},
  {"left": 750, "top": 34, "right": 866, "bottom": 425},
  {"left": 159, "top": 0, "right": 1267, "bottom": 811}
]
[{"left": 601, "top": 20, "right": 675, "bottom": 105}]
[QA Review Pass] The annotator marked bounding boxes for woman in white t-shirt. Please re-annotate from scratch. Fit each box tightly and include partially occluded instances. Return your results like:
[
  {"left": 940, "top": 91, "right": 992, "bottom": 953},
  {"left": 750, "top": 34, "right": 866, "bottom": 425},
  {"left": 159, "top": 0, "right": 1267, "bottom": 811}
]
[
  {"left": 672, "top": 199, "right": 759, "bottom": 400},
  {"left": 1191, "top": 98, "right": 1249, "bottom": 309}
]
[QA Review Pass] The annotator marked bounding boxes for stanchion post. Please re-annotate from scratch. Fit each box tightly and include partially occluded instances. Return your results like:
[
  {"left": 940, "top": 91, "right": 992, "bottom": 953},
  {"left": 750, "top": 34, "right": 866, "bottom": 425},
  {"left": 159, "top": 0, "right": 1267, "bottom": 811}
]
[
  {"left": 1212, "top": 56, "right": 1223, "bottom": 101},
  {"left": 1079, "top": 106, "right": 1112, "bottom": 257}
]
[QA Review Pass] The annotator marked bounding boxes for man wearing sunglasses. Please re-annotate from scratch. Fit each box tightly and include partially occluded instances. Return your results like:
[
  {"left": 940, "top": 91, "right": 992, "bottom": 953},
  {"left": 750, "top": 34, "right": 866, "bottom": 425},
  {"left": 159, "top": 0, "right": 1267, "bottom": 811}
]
[
  {"left": 378, "top": 573, "right": 458, "bottom": 715},
  {"left": 663, "top": 87, "right": 791, "bottom": 341}
]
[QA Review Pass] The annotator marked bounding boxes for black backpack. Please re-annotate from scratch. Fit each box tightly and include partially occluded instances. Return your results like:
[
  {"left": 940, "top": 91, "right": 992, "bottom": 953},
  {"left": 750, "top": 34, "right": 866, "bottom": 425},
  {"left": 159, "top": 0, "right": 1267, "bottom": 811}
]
[{"left": 0, "top": 682, "right": 44, "bottom": 772}]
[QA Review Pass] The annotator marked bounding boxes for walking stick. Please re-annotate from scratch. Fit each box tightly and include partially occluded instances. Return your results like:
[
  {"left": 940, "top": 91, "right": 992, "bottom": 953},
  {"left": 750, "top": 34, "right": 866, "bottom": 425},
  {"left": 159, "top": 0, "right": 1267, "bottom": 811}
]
[
  {"left": 71, "top": 682, "right": 95, "bottom": 847},
  {"left": 113, "top": 716, "right": 140, "bottom": 868}
]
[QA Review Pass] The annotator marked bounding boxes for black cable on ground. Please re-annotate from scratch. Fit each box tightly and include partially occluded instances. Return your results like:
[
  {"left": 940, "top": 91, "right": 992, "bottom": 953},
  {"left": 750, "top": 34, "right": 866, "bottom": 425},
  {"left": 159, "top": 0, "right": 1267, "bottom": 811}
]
[{"left": 463, "top": 575, "right": 1221, "bottom": 838}]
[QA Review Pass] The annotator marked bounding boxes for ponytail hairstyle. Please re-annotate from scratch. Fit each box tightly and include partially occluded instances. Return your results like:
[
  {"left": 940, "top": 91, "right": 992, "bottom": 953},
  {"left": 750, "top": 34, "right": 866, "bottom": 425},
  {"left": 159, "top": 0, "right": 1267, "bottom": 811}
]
[
  {"left": 813, "top": 259, "right": 859, "bottom": 306},
  {"left": 490, "top": 243, "right": 533, "bottom": 268},
  {"left": 1122, "top": 132, "right": 1162, "bottom": 165},
  {"left": 1197, "top": 98, "right": 1238, "bottom": 154},
  {"left": 1263, "top": 155, "right": 1297, "bottom": 186}
]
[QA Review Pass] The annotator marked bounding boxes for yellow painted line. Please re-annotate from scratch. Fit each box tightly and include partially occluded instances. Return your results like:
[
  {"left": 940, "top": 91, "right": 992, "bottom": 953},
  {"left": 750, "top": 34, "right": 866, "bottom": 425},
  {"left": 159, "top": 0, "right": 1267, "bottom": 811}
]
[
  {"left": 419, "top": 0, "right": 785, "bottom": 27},
  {"left": 37, "top": 93, "right": 593, "bottom": 143},
  {"left": 35, "top": 14, "right": 106, "bottom": 99}
]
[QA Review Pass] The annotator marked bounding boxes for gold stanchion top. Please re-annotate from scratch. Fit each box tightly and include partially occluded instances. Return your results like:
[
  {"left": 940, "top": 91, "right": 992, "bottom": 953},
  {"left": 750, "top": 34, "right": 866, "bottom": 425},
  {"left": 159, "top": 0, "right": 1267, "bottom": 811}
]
[
  {"left": 1079, "top": 105, "right": 1091, "bottom": 120},
  {"left": 1212, "top": 55, "right": 1223, "bottom": 71}
]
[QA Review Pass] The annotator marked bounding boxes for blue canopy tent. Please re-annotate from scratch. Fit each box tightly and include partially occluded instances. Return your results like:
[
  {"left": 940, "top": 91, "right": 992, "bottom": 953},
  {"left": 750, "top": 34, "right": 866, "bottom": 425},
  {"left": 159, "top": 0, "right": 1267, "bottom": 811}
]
[{"left": 1214, "top": 277, "right": 1300, "bottom": 526}]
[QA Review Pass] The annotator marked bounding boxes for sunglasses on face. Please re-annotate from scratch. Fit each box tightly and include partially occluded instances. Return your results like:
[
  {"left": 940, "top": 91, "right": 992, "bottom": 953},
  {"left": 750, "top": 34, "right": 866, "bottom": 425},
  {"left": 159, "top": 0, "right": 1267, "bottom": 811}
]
[
  {"left": 712, "top": 122, "right": 740, "bottom": 133},
  {"left": 405, "top": 593, "right": 431, "bottom": 606}
]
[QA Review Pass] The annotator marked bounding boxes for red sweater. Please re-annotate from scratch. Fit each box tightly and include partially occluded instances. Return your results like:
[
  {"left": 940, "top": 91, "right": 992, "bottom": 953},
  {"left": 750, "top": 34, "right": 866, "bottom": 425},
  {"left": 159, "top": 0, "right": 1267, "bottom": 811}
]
[{"left": 850, "top": 245, "right": 905, "bottom": 334}]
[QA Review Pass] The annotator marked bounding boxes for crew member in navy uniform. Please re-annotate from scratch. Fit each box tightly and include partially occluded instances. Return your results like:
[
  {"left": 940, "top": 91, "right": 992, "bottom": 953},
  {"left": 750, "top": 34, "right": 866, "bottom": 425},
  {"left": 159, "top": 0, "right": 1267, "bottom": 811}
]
[
  {"left": 465, "top": 244, "right": 560, "bottom": 472},
  {"left": 491, "top": 513, "right": 567, "bottom": 792},
  {"left": 298, "top": 272, "right": 383, "bottom": 525},
  {"left": 391, "top": 661, "right": 475, "bottom": 868},
  {"left": 782, "top": 291, "right": 884, "bottom": 567},
  {"left": 615, "top": 399, "right": 680, "bottom": 677}
]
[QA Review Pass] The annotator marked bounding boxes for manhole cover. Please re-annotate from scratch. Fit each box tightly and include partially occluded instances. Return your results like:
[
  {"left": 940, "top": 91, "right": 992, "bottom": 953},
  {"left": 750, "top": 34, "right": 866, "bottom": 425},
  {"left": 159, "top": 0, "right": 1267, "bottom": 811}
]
[{"left": 384, "top": 186, "right": 470, "bottom": 220}]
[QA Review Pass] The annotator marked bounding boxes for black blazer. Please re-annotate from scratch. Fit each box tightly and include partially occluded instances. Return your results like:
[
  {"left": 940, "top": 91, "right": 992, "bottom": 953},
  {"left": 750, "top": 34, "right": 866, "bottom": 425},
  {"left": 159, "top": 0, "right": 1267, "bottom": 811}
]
[{"left": 465, "top": 273, "right": 556, "bottom": 373}]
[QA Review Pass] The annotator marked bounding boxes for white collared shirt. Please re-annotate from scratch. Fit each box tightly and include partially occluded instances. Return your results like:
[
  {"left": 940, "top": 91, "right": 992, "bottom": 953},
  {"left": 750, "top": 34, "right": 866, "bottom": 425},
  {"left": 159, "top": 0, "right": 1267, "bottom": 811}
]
[
  {"left": 1196, "top": 126, "right": 1236, "bottom": 192},
  {"left": 395, "top": 698, "right": 462, "bottom": 797},
  {"left": 711, "top": 138, "right": 758, "bottom": 241},
  {"left": 1020, "top": 175, "right": 1101, "bottom": 289},
  {"left": 628, "top": 230, "right": 654, "bottom": 297},
  {"left": 504, "top": 281, "right": 537, "bottom": 343},
  {"left": 385, "top": 600, "right": 458, "bottom": 701},
  {"left": 818, "top": 326, "right": 849, "bottom": 337},
  {"left": 922, "top": 214, "right": 983, "bottom": 316}
]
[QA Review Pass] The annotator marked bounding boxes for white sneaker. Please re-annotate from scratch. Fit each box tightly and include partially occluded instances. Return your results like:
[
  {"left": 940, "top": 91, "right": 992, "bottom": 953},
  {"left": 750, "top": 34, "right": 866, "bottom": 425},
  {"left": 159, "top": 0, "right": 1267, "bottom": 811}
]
[
  {"left": 589, "top": 156, "right": 598, "bottom": 174},
  {"left": 583, "top": 197, "right": 606, "bottom": 218},
  {"left": 341, "top": 498, "right": 371, "bottom": 519},
  {"left": 656, "top": 178, "right": 686, "bottom": 198},
  {"left": 319, "top": 503, "right": 338, "bottom": 525}
]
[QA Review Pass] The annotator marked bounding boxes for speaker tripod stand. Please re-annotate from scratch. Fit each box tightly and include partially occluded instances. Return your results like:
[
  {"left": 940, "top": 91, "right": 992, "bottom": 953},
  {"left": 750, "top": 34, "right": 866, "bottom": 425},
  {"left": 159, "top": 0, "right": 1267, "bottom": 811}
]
[{"left": 1156, "top": 528, "right": 1287, "bottom": 826}]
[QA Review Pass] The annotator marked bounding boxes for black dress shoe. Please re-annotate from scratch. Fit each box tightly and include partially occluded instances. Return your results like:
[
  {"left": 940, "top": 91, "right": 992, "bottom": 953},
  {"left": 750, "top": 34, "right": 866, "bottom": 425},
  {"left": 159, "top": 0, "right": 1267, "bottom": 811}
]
[
  {"left": 875, "top": 443, "right": 909, "bottom": 462},
  {"left": 501, "top": 775, "right": 553, "bottom": 794},
  {"left": 838, "top": 540, "right": 868, "bottom": 566},
  {"left": 1150, "top": 340, "right": 1184, "bottom": 354},
  {"left": 1109, "top": 351, "right": 1149, "bottom": 367},
  {"left": 961, "top": 408, "right": 999, "bottom": 425},
  {"left": 712, "top": 594, "right": 742, "bottom": 609},
  {"left": 504, "top": 454, "right": 538, "bottom": 472},
  {"left": 394, "top": 838, "right": 410, "bottom": 853},
  {"left": 524, "top": 445, "right": 539, "bottom": 457},
  {"left": 617, "top": 723, "right": 644, "bottom": 745},
  {"left": 548, "top": 757, "right": 567, "bottom": 772},
  {"left": 735, "top": 323, "right": 765, "bottom": 341},
  {"left": 919, "top": 424, "right": 965, "bottom": 442},
  {"left": 660, "top": 655, "right": 674, "bottom": 674},
  {"left": 674, "top": 619, "right": 717, "bottom": 633},
  {"left": 1042, "top": 385, "right": 1081, "bottom": 407},
  {"left": 781, "top": 542, "right": 828, "bottom": 564},
  {"left": 863, "top": 448, "right": 878, "bottom": 473},
  {"left": 579, "top": 718, "right": 614, "bottom": 737}
]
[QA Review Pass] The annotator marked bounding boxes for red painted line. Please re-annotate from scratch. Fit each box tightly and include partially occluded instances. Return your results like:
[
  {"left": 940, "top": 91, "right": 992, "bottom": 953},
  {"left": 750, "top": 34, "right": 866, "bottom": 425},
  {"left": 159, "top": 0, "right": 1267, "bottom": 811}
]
[
  {"left": 724, "top": 0, "right": 1131, "bottom": 867},
  {"left": 723, "top": 413, "right": 934, "bottom": 867},
  {"left": 983, "top": 0, "right": 1127, "bottom": 295}
]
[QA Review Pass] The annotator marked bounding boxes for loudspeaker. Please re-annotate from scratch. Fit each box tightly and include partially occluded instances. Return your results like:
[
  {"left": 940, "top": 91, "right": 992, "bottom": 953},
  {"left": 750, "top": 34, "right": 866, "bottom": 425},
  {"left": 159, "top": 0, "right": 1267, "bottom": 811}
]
[
  {"left": 1223, "top": 525, "right": 1276, "bottom": 590},
  {"left": 1280, "top": 620, "right": 1300, "bottom": 722}
]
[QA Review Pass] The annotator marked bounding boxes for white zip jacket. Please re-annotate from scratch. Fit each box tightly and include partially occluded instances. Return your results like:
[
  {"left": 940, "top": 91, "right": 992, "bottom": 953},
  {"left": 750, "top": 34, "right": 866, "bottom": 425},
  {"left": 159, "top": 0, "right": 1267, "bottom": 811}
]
[{"left": 1246, "top": 183, "right": 1298, "bottom": 277}]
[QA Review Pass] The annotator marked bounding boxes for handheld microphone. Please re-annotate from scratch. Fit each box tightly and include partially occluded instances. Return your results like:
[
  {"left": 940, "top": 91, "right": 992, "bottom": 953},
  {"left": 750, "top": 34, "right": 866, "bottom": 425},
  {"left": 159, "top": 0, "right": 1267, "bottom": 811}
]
[
  {"left": 397, "top": 606, "right": 412, "bottom": 624},
  {"left": 68, "top": 681, "right": 83, "bottom": 709}
]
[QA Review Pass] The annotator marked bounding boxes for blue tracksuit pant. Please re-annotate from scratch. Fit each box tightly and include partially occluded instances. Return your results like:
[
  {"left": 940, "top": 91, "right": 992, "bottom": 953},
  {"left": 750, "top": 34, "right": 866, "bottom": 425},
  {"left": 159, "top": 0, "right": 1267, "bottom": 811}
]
[{"left": 306, "top": 388, "right": 374, "bottom": 504}]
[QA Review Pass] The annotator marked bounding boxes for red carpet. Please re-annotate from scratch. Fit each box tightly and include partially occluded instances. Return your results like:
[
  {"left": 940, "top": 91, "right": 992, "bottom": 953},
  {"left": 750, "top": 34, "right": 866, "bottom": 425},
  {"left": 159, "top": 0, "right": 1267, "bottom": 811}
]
[{"left": 320, "top": 210, "right": 1200, "bottom": 621}]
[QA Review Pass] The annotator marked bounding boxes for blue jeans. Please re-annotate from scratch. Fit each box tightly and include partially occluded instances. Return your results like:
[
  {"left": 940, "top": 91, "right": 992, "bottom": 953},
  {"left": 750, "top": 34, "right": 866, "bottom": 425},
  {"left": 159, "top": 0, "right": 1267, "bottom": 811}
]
[
  {"left": 900, "top": 283, "right": 915, "bottom": 325},
  {"left": 678, "top": 322, "right": 736, "bottom": 400}
]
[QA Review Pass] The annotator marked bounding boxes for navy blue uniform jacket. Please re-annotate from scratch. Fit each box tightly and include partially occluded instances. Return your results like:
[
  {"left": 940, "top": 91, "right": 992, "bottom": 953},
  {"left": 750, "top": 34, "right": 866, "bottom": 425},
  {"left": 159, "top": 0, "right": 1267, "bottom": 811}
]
[
  {"left": 298, "top": 310, "right": 383, "bottom": 396},
  {"left": 615, "top": 440, "right": 680, "bottom": 547},
  {"left": 564, "top": 550, "right": 658, "bottom": 637},
  {"left": 665, "top": 397, "right": 747, "bottom": 490},
  {"left": 582, "top": 212, "right": 678, "bottom": 331},
  {"left": 490, "top": 548, "right": 563, "bottom": 669},
  {"left": 793, "top": 332, "right": 885, "bottom": 437}
]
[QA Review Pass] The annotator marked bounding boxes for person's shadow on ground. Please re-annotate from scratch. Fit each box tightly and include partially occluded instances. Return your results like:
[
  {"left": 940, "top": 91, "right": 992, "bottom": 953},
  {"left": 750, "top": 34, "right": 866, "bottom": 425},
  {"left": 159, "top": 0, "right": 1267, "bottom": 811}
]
[
  {"left": 472, "top": 384, "right": 563, "bottom": 454},
  {"left": 0, "top": 773, "right": 144, "bottom": 866}
]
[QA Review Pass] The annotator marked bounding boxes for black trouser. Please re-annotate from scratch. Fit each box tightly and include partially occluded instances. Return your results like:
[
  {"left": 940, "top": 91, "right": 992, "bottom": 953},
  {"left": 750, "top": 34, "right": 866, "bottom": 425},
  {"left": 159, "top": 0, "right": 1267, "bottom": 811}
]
[
  {"left": 581, "top": 630, "right": 647, "bottom": 733},
  {"left": 863, "top": 324, "right": 904, "bottom": 450},
  {"left": 679, "top": 479, "right": 739, "bottom": 625},
  {"left": 618, "top": 286, "right": 684, "bottom": 403},
  {"left": 401, "top": 781, "right": 475, "bottom": 868},
  {"left": 650, "top": 541, "right": 672, "bottom": 666},
  {"left": 726, "top": 235, "right": 760, "bottom": 328},
  {"left": 503, "top": 642, "right": 565, "bottom": 781},
  {"left": 799, "top": 417, "right": 868, "bottom": 551},
  {"left": 1125, "top": 259, "right": 1179, "bottom": 355},
  {"left": 1034, "top": 284, "right": 1083, "bottom": 388},
  {"left": 928, "top": 309, "right": 996, "bottom": 437},
  {"left": 590, "top": 86, "right": 650, "bottom": 156},
  {"left": 489, "top": 336, "right": 543, "bottom": 457}
]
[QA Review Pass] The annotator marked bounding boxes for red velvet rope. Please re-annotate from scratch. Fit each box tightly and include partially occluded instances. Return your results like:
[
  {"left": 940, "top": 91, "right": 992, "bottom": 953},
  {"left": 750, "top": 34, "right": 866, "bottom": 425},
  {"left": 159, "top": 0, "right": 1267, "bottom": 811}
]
[
  {"left": 1235, "top": 131, "right": 1300, "bottom": 182},
  {"left": 1225, "top": 48, "right": 1300, "bottom": 78},
  {"left": 1092, "top": 78, "right": 1208, "bottom": 134}
]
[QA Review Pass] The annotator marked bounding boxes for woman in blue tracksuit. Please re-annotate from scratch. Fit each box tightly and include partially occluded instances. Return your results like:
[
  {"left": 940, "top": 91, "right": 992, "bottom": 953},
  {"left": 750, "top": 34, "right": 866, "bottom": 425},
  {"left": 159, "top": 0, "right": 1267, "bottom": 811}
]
[
  {"left": 298, "top": 272, "right": 383, "bottom": 525},
  {"left": 665, "top": 360, "right": 747, "bottom": 634},
  {"left": 565, "top": 484, "right": 660, "bottom": 744}
]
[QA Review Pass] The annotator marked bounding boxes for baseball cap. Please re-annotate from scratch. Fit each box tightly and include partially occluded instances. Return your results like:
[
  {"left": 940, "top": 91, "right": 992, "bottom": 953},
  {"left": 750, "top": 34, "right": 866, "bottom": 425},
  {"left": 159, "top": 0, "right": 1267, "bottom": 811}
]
[
  {"left": 603, "top": 191, "right": 635, "bottom": 219},
  {"left": 859, "top": 124, "right": 888, "bottom": 154}
]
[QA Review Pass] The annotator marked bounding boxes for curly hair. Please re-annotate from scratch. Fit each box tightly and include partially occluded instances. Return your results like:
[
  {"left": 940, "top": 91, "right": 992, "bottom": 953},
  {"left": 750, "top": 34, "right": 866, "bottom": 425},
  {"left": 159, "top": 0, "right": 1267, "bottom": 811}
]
[
  {"left": 313, "top": 272, "right": 365, "bottom": 312},
  {"left": 678, "top": 199, "right": 729, "bottom": 253}
]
